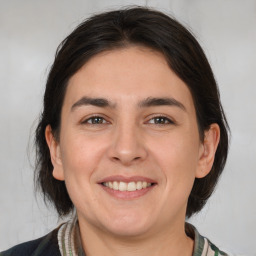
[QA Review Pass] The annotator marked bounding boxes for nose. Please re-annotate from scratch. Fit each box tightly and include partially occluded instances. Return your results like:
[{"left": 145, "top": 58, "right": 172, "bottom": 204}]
[{"left": 107, "top": 121, "right": 147, "bottom": 166}]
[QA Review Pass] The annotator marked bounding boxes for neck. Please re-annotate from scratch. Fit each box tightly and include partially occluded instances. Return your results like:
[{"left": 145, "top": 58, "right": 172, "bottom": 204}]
[{"left": 78, "top": 218, "right": 194, "bottom": 256}]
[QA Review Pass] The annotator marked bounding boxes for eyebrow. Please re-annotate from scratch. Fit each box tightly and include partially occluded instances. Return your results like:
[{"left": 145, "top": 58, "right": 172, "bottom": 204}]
[
  {"left": 71, "top": 97, "right": 116, "bottom": 111},
  {"left": 138, "top": 97, "right": 186, "bottom": 111},
  {"left": 71, "top": 96, "right": 186, "bottom": 111}
]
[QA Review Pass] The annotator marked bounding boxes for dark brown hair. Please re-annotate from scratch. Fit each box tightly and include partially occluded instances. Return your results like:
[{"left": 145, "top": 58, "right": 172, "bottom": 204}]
[{"left": 35, "top": 6, "right": 229, "bottom": 218}]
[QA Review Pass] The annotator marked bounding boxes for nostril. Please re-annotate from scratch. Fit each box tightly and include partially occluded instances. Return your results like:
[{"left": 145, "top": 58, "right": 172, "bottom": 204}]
[{"left": 111, "top": 156, "right": 141, "bottom": 164}]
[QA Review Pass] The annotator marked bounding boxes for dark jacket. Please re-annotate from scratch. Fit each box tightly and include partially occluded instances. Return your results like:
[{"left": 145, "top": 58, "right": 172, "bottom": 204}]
[{"left": 0, "top": 228, "right": 60, "bottom": 256}]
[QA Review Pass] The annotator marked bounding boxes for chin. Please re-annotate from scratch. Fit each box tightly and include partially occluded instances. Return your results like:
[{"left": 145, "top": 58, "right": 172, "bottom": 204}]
[
  {"left": 106, "top": 223, "right": 151, "bottom": 238},
  {"left": 100, "top": 212, "right": 154, "bottom": 238}
]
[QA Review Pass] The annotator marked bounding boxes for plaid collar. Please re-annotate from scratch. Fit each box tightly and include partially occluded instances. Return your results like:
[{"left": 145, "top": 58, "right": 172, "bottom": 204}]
[{"left": 57, "top": 218, "right": 227, "bottom": 256}]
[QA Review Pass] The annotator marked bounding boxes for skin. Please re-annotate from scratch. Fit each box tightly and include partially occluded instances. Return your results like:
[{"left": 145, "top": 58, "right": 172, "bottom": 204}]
[{"left": 46, "top": 46, "right": 220, "bottom": 256}]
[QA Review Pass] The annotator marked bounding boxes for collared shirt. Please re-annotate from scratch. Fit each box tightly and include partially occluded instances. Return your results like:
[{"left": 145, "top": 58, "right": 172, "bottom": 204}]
[
  {"left": 57, "top": 217, "right": 227, "bottom": 256},
  {"left": 0, "top": 218, "right": 228, "bottom": 256}
]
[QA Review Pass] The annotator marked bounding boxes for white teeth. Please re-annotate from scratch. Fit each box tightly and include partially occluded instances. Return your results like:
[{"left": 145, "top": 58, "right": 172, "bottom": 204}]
[
  {"left": 113, "top": 181, "right": 118, "bottom": 190},
  {"left": 136, "top": 181, "right": 142, "bottom": 190},
  {"left": 119, "top": 182, "right": 127, "bottom": 191},
  {"left": 127, "top": 182, "right": 136, "bottom": 191},
  {"left": 103, "top": 181, "right": 153, "bottom": 191}
]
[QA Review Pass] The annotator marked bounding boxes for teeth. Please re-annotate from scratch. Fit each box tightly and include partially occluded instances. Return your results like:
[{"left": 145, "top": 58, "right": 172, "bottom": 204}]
[
  {"left": 136, "top": 181, "right": 142, "bottom": 190},
  {"left": 119, "top": 182, "right": 127, "bottom": 191},
  {"left": 103, "top": 181, "right": 153, "bottom": 191},
  {"left": 113, "top": 181, "right": 118, "bottom": 190},
  {"left": 127, "top": 182, "right": 136, "bottom": 191},
  {"left": 142, "top": 181, "right": 147, "bottom": 189}
]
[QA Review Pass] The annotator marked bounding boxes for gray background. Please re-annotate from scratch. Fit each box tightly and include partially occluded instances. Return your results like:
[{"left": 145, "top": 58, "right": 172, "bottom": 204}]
[{"left": 0, "top": 0, "right": 255, "bottom": 255}]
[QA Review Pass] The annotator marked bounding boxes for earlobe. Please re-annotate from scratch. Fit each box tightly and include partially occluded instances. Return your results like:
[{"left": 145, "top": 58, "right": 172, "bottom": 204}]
[
  {"left": 45, "top": 125, "right": 65, "bottom": 181},
  {"left": 196, "top": 123, "right": 220, "bottom": 178}
]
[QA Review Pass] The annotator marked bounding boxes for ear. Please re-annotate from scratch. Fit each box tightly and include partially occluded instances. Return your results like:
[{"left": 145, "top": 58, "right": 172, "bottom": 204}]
[
  {"left": 45, "top": 125, "right": 65, "bottom": 181},
  {"left": 196, "top": 123, "right": 220, "bottom": 178}
]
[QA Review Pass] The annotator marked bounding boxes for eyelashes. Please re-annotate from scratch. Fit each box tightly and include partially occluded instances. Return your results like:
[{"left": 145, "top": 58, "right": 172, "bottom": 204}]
[
  {"left": 81, "top": 115, "right": 175, "bottom": 126},
  {"left": 147, "top": 115, "right": 175, "bottom": 125},
  {"left": 82, "top": 116, "right": 109, "bottom": 125}
]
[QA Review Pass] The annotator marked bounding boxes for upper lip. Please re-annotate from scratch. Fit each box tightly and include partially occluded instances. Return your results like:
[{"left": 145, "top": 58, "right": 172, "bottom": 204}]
[{"left": 98, "top": 175, "right": 157, "bottom": 184}]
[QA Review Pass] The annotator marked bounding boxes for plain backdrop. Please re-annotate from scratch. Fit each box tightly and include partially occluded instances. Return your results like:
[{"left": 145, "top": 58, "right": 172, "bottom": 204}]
[{"left": 0, "top": 0, "right": 255, "bottom": 255}]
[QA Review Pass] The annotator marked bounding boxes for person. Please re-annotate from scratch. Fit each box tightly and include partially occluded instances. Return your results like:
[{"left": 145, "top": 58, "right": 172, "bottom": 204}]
[{"left": 0, "top": 6, "right": 230, "bottom": 256}]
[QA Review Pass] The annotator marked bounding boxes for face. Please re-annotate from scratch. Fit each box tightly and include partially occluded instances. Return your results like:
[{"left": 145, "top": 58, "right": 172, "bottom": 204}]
[{"left": 46, "top": 46, "right": 219, "bottom": 238}]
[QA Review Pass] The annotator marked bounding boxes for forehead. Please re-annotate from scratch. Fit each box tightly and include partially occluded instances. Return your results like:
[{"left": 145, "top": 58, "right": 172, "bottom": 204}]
[{"left": 64, "top": 46, "right": 195, "bottom": 112}]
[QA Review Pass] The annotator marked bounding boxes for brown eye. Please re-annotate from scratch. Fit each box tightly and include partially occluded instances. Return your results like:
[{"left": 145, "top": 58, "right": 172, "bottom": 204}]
[
  {"left": 148, "top": 116, "right": 173, "bottom": 125},
  {"left": 84, "top": 116, "right": 107, "bottom": 124}
]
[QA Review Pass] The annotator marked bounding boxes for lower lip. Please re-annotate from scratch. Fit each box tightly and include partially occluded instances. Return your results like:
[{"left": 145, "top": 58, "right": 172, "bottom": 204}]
[{"left": 100, "top": 184, "right": 155, "bottom": 200}]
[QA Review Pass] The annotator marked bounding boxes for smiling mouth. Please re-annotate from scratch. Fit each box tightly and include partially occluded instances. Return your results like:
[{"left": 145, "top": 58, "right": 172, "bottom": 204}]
[{"left": 102, "top": 181, "right": 154, "bottom": 192}]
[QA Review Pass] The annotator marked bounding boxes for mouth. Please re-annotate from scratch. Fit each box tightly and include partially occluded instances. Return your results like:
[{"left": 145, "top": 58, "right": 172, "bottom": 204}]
[
  {"left": 98, "top": 176, "right": 157, "bottom": 199},
  {"left": 102, "top": 181, "right": 154, "bottom": 192}
]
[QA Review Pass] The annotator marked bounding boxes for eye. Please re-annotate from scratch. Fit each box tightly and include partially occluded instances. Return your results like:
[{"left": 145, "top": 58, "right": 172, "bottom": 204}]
[
  {"left": 82, "top": 116, "right": 108, "bottom": 125},
  {"left": 147, "top": 116, "right": 174, "bottom": 125}
]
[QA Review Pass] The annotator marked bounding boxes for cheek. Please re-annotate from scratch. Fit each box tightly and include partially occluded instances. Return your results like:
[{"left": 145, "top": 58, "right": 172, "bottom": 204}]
[
  {"left": 59, "top": 133, "right": 109, "bottom": 212},
  {"left": 150, "top": 130, "right": 200, "bottom": 188},
  {"left": 152, "top": 131, "right": 199, "bottom": 165},
  {"left": 60, "top": 133, "right": 108, "bottom": 178}
]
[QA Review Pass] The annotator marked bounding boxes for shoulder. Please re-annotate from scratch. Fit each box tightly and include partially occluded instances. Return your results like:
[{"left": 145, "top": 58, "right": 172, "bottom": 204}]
[
  {"left": 186, "top": 222, "right": 229, "bottom": 256},
  {"left": 0, "top": 228, "right": 60, "bottom": 256},
  {"left": 201, "top": 236, "right": 228, "bottom": 256}
]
